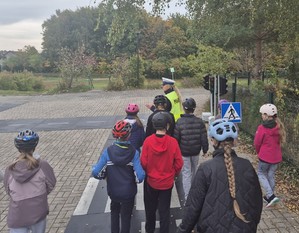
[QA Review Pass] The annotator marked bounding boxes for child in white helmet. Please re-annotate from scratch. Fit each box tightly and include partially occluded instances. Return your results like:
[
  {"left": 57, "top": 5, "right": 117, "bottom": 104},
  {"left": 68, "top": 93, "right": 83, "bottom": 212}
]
[{"left": 254, "top": 103, "right": 286, "bottom": 207}]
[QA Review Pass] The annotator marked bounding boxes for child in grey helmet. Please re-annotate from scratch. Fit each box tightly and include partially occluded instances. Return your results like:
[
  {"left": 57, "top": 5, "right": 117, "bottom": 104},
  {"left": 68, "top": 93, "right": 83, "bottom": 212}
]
[{"left": 4, "top": 129, "right": 56, "bottom": 233}]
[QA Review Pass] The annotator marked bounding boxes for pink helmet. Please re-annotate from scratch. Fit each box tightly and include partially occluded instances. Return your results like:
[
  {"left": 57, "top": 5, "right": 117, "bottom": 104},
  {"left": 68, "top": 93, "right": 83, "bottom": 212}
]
[{"left": 125, "top": 103, "right": 139, "bottom": 115}]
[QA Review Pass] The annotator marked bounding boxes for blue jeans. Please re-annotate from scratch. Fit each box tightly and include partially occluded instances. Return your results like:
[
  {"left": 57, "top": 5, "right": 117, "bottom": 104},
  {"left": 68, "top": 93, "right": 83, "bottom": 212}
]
[
  {"left": 182, "top": 156, "right": 199, "bottom": 201},
  {"left": 9, "top": 217, "right": 46, "bottom": 233},
  {"left": 257, "top": 161, "right": 278, "bottom": 198}
]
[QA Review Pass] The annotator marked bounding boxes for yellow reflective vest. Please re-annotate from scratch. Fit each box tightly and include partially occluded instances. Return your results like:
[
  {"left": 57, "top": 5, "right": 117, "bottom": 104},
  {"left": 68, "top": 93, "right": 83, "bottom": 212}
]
[{"left": 166, "top": 91, "right": 184, "bottom": 122}]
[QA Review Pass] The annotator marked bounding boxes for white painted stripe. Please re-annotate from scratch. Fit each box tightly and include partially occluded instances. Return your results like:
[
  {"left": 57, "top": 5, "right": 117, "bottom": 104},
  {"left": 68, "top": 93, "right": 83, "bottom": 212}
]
[
  {"left": 136, "top": 183, "right": 144, "bottom": 210},
  {"left": 105, "top": 196, "right": 111, "bottom": 213},
  {"left": 8, "top": 124, "right": 25, "bottom": 127},
  {"left": 85, "top": 121, "right": 105, "bottom": 124},
  {"left": 140, "top": 219, "right": 182, "bottom": 233},
  {"left": 47, "top": 122, "right": 69, "bottom": 125},
  {"left": 73, "top": 178, "right": 99, "bottom": 216},
  {"left": 106, "top": 183, "right": 181, "bottom": 212},
  {"left": 170, "top": 185, "right": 181, "bottom": 208}
]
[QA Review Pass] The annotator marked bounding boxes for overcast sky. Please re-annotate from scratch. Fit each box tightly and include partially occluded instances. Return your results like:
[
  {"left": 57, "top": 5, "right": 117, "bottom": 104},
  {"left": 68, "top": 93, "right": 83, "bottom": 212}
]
[{"left": 0, "top": 0, "right": 186, "bottom": 52}]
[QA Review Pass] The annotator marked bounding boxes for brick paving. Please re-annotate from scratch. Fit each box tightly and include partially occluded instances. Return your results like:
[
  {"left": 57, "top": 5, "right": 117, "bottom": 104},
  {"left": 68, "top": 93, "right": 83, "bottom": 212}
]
[{"left": 0, "top": 88, "right": 298, "bottom": 233}]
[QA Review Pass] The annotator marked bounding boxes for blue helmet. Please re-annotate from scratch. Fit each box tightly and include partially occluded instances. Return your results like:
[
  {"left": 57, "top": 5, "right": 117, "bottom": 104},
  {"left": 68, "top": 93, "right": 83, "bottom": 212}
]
[
  {"left": 14, "top": 129, "right": 39, "bottom": 151},
  {"left": 208, "top": 119, "right": 237, "bottom": 141}
]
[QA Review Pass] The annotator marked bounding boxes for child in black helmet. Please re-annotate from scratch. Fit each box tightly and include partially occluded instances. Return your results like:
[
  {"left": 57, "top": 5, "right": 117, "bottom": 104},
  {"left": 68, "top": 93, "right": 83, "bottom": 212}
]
[
  {"left": 177, "top": 119, "right": 263, "bottom": 233},
  {"left": 145, "top": 95, "right": 175, "bottom": 138},
  {"left": 141, "top": 112, "right": 183, "bottom": 233},
  {"left": 92, "top": 120, "right": 145, "bottom": 233},
  {"left": 173, "top": 97, "right": 209, "bottom": 201},
  {"left": 4, "top": 129, "right": 56, "bottom": 233}
]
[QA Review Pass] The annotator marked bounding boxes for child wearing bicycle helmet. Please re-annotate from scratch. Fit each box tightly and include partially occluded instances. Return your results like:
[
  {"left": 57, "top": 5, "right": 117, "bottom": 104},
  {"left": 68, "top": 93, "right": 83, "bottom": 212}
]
[
  {"left": 254, "top": 104, "right": 286, "bottom": 207},
  {"left": 145, "top": 95, "right": 175, "bottom": 138},
  {"left": 173, "top": 97, "right": 209, "bottom": 201},
  {"left": 177, "top": 119, "right": 262, "bottom": 233},
  {"left": 92, "top": 120, "right": 145, "bottom": 233},
  {"left": 141, "top": 112, "right": 183, "bottom": 233},
  {"left": 124, "top": 103, "right": 145, "bottom": 153},
  {"left": 145, "top": 77, "right": 184, "bottom": 122},
  {"left": 4, "top": 129, "right": 56, "bottom": 233}
]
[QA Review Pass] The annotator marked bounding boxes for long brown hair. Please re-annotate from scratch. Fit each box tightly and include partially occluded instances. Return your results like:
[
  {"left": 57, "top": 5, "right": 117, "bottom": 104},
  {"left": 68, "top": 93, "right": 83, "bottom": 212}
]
[
  {"left": 173, "top": 85, "right": 183, "bottom": 111},
  {"left": 275, "top": 117, "right": 286, "bottom": 145},
  {"left": 221, "top": 140, "right": 249, "bottom": 223},
  {"left": 9, "top": 150, "right": 39, "bottom": 170}
]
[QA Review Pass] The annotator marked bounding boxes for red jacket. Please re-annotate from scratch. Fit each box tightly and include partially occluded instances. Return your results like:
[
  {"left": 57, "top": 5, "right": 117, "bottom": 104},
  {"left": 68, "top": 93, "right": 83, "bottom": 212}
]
[
  {"left": 254, "top": 124, "right": 282, "bottom": 164},
  {"left": 141, "top": 134, "right": 183, "bottom": 190}
]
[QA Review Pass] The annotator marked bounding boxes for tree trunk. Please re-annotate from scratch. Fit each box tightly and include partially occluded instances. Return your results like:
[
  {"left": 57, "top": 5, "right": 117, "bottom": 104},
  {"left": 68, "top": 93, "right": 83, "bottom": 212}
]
[{"left": 255, "top": 38, "right": 263, "bottom": 79}]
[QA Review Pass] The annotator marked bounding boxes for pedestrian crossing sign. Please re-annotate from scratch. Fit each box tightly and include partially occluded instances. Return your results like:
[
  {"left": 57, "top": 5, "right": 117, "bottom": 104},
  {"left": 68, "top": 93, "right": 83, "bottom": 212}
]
[{"left": 221, "top": 102, "right": 242, "bottom": 123}]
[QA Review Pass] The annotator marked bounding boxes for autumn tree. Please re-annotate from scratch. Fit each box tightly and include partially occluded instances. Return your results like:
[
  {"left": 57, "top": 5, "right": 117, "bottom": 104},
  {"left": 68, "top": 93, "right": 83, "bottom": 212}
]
[{"left": 58, "top": 46, "right": 97, "bottom": 89}]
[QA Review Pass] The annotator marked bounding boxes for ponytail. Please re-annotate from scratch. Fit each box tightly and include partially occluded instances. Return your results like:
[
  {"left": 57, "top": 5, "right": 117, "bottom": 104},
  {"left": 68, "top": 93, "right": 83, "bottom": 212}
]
[
  {"left": 134, "top": 115, "right": 144, "bottom": 128},
  {"left": 173, "top": 85, "right": 183, "bottom": 111},
  {"left": 222, "top": 141, "right": 249, "bottom": 223},
  {"left": 275, "top": 117, "right": 286, "bottom": 145},
  {"left": 9, "top": 151, "right": 39, "bottom": 170}
]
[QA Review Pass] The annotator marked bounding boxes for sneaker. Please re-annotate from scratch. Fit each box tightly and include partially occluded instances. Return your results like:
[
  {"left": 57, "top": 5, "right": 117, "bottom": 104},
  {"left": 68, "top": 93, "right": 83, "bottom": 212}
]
[
  {"left": 266, "top": 194, "right": 280, "bottom": 207},
  {"left": 263, "top": 196, "right": 269, "bottom": 204}
]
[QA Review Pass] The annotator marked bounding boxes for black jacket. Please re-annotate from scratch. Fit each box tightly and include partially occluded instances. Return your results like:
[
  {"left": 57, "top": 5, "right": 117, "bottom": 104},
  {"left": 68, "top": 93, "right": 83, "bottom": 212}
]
[
  {"left": 145, "top": 110, "right": 175, "bottom": 138},
  {"left": 173, "top": 114, "right": 209, "bottom": 156},
  {"left": 177, "top": 149, "right": 263, "bottom": 233}
]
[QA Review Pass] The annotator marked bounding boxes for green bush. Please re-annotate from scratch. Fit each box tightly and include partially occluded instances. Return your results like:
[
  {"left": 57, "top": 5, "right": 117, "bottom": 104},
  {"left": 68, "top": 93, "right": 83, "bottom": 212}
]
[
  {"left": 0, "top": 72, "right": 44, "bottom": 91},
  {"left": 180, "top": 77, "right": 202, "bottom": 88},
  {"left": 0, "top": 74, "right": 17, "bottom": 90},
  {"left": 106, "top": 76, "right": 125, "bottom": 91}
]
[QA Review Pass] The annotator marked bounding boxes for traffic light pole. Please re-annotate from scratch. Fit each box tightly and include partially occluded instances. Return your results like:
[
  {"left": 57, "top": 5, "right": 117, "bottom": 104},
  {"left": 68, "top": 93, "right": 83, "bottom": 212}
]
[{"left": 213, "top": 76, "right": 217, "bottom": 117}]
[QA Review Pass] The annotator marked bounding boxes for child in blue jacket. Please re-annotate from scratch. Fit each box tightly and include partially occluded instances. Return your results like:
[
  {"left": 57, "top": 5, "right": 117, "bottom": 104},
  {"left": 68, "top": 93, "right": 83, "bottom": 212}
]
[{"left": 92, "top": 120, "right": 145, "bottom": 233}]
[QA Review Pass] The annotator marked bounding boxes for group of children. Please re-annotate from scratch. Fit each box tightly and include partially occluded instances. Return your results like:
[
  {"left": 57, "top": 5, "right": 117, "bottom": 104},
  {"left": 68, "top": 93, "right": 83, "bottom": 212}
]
[{"left": 1, "top": 77, "right": 286, "bottom": 233}]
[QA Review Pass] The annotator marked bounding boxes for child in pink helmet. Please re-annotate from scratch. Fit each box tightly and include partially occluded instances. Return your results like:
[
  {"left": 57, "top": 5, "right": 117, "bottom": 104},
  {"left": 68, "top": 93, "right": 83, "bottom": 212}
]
[{"left": 124, "top": 103, "right": 145, "bottom": 153}]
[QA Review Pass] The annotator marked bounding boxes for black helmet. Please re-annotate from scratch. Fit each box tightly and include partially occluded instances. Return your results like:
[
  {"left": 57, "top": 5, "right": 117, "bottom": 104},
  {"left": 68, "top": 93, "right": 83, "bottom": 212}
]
[
  {"left": 183, "top": 98, "right": 196, "bottom": 111},
  {"left": 14, "top": 129, "right": 39, "bottom": 151},
  {"left": 152, "top": 112, "right": 168, "bottom": 130},
  {"left": 154, "top": 95, "right": 167, "bottom": 106}
]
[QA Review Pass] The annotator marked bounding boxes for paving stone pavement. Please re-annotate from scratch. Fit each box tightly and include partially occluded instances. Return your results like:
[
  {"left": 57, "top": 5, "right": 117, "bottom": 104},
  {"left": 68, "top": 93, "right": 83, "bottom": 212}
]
[{"left": 0, "top": 88, "right": 298, "bottom": 233}]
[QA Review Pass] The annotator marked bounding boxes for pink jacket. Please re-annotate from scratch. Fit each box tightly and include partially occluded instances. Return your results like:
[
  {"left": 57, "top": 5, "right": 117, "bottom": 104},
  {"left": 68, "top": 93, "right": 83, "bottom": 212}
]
[{"left": 254, "top": 124, "right": 282, "bottom": 164}]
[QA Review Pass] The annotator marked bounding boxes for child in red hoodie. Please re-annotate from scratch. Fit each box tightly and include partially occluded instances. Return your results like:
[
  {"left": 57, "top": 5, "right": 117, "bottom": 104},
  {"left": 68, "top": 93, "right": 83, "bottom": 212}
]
[
  {"left": 254, "top": 103, "right": 286, "bottom": 207},
  {"left": 141, "top": 112, "right": 183, "bottom": 233}
]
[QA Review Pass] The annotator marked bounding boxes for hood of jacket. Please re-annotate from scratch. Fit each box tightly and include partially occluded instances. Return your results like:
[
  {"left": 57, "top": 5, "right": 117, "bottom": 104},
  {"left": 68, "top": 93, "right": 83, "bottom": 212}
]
[
  {"left": 108, "top": 141, "right": 135, "bottom": 165},
  {"left": 149, "top": 134, "right": 168, "bottom": 155},
  {"left": 11, "top": 160, "right": 40, "bottom": 183}
]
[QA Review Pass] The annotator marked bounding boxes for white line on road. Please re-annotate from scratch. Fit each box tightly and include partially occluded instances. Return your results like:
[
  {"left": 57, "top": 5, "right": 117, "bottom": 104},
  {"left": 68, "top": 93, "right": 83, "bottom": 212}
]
[
  {"left": 85, "top": 121, "right": 106, "bottom": 124},
  {"left": 47, "top": 122, "right": 69, "bottom": 125},
  {"left": 73, "top": 178, "right": 99, "bottom": 216},
  {"left": 8, "top": 124, "right": 25, "bottom": 127}
]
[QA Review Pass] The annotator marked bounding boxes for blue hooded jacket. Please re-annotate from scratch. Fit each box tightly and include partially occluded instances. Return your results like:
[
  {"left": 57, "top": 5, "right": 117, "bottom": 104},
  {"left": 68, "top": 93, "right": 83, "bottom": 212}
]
[{"left": 92, "top": 141, "right": 145, "bottom": 202}]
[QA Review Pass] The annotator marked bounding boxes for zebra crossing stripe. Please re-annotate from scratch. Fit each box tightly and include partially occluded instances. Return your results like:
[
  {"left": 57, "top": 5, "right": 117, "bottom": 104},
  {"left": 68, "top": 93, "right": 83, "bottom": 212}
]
[
  {"left": 140, "top": 219, "right": 182, "bottom": 233},
  {"left": 105, "top": 183, "right": 181, "bottom": 212},
  {"left": 73, "top": 178, "right": 99, "bottom": 216}
]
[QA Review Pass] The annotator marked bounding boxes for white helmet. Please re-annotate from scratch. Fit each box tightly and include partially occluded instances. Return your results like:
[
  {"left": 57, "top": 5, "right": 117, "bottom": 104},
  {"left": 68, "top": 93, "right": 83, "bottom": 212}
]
[{"left": 259, "top": 104, "right": 277, "bottom": 116}]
